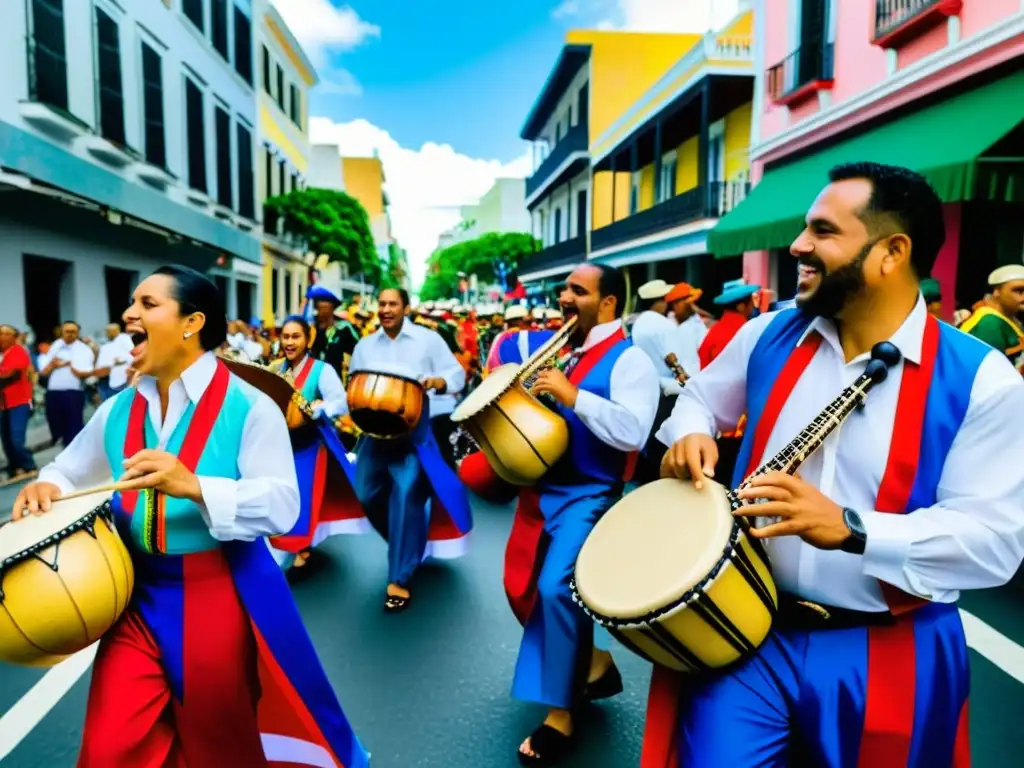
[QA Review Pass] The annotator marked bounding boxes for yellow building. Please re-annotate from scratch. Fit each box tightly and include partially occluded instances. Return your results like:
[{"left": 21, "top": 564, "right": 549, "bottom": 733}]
[
  {"left": 256, "top": 3, "right": 318, "bottom": 326},
  {"left": 587, "top": 8, "right": 756, "bottom": 299},
  {"left": 517, "top": 30, "right": 698, "bottom": 288}
]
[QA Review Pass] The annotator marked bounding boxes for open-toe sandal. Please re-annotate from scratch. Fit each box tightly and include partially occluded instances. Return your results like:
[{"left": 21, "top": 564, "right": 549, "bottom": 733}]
[
  {"left": 517, "top": 724, "right": 575, "bottom": 766},
  {"left": 384, "top": 593, "right": 411, "bottom": 612},
  {"left": 585, "top": 662, "right": 623, "bottom": 701}
]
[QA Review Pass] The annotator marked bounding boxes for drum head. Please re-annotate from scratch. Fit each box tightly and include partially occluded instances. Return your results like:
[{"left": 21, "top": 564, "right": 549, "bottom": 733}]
[
  {"left": 574, "top": 478, "right": 735, "bottom": 621},
  {"left": 451, "top": 364, "right": 518, "bottom": 422},
  {"left": 0, "top": 492, "right": 112, "bottom": 564}
]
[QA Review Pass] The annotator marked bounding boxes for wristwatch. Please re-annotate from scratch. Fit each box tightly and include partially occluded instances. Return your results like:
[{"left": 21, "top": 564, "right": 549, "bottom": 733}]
[{"left": 840, "top": 507, "right": 867, "bottom": 555}]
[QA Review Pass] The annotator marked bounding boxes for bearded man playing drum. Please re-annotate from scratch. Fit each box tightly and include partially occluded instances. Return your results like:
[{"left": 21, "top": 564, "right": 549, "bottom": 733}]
[
  {"left": 652, "top": 163, "right": 1024, "bottom": 767},
  {"left": 511, "top": 263, "right": 659, "bottom": 765},
  {"left": 349, "top": 287, "right": 473, "bottom": 612},
  {"left": 12, "top": 266, "right": 369, "bottom": 768}
]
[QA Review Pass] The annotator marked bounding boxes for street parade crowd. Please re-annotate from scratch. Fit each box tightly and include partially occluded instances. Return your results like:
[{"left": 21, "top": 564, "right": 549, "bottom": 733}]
[{"left": 1, "top": 162, "right": 1024, "bottom": 767}]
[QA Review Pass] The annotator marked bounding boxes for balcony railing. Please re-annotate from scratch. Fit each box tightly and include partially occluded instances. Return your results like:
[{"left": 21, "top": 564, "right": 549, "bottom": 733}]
[
  {"left": 517, "top": 235, "right": 585, "bottom": 275},
  {"left": 874, "top": 0, "right": 960, "bottom": 45},
  {"left": 766, "top": 41, "right": 834, "bottom": 104},
  {"left": 526, "top": 121, "right": 588, "bottom": 200},
  {"left": 591, "top": 180, "right": 749, "bottom": 253}
]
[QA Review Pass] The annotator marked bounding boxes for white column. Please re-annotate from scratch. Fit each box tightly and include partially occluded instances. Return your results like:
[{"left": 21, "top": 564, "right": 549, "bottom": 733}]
[
  {"left": 749, "top": 0, "right": 768, "bottom": 148},
  {"left": 225, "top": 274, "right": 239, "bottom": 320}
]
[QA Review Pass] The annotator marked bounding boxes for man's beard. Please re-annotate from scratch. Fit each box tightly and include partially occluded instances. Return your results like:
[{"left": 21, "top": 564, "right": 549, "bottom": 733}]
[{"left": 796, "top": 242, "right": 872, "bottom": 318}]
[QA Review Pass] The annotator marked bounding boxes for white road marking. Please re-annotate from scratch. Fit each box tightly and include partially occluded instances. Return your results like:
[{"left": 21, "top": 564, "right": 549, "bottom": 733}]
[
  {"left": 960, "top": 608, "right": 1024, "bottom": 685},
  {"left": 0, "top": 644, "right": 97, "bottom": 761}
]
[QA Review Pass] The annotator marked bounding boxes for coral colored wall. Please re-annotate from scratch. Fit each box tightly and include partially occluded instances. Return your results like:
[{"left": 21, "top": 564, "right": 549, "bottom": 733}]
[
  {"left": 931, "top": 203, "right": 962, "bottom": 321},
  {"left": 760, "top": 0, "right": 1022, "bottom": 143}
]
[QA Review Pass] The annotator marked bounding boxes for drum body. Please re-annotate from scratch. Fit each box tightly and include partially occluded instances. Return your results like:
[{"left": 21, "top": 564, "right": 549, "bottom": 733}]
[
  {"left": 451, "top": 365, "right": 568, "bottom": 486},
  {"left": 347, "top": 370, "right": 424, "bottom": 439},
  {"left": 572, "top": 478, "right": 777, "bottom": 674},
  {"left": 0, "top": 492, "right": 135, "bottom": 667}
]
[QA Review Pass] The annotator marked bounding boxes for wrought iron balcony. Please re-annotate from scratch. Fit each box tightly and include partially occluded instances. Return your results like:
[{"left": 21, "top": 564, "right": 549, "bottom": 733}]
[
  {"left": 766, "top": 42, "right": 834, "bottom": 106},
  {"left": 526, "top": 122, "right": 589, "bottom": 201},
  {"left": 591, "top": 181, "right": 749, "bottom": 253},
  {"left": 517, "top": 235, "right": 585, "bottom": 276},
  {"left": 874, "top": 0, "right": 962, "bottom": 46}
]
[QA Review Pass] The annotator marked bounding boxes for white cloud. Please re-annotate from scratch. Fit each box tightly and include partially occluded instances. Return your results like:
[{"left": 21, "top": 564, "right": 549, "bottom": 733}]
[
  {"left": 551, "top": 0, "right": 581, "bottom": 19},
  {"left": 268, "top": 0, "right": 380, "bottom": 67},
  {"left": 557, "top": 0, "right": 742, "bottom": 33},
  {"left": 309, "top": 117, "right": 531, "bottom": 288},
  {"left": 317, "top": 68, "right": 363, "bottom": 97}
]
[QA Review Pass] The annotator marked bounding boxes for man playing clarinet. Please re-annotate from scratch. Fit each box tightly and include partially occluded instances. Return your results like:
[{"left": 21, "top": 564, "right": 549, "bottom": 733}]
[{"left": 649, "top": 162, "right": 1024, "bottom": 767}]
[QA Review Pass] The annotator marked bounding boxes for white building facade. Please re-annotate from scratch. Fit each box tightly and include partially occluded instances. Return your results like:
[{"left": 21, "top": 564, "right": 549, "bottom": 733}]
[{"left": 0, "top": 0, "right": 261, "bottom": 340}]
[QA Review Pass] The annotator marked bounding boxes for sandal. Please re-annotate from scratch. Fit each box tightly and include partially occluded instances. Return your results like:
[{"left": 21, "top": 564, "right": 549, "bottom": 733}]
[
  {"left": 517, "top": 724, "right": 575, "bottom": 766},
  {"left": 384, "top": 593, "right": 411, "bottom": 612},
  {"left": 585, "top": 662, "right": 623, "bottom": 701}
]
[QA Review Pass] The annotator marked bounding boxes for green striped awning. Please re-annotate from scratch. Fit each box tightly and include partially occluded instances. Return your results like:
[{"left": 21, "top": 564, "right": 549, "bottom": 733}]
[{"left": 709, "top": 69, "right": 1024, "bottom": 258}]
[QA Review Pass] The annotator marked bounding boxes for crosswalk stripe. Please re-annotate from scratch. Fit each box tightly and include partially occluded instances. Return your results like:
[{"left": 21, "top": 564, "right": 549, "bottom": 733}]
[
  {"left": 0, "top": 644, "right": 97, "bottom": 761},
  {"left": 960, "top": 608, "right": 1024, "bottom": 685}
]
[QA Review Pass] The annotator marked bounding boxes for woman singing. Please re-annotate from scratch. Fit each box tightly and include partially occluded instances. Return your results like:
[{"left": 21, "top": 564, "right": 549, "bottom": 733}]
[
  {"left": 12, "top": 266, "right": 369, "bottom": 768},
  {"left": 268, "top": 315, "right": 368, "bottom": 570}
]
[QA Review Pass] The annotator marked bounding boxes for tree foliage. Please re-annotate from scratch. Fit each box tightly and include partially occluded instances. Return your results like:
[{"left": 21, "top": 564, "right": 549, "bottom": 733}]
[
  {"left": 264, "top": 188, "right": 382, "bottom": 284},
  {"left": 418, "top": 231, "right": 540, "bottom": 301},
  {"left": 381, "top": 242, "right": 408, "bottom": 290}
]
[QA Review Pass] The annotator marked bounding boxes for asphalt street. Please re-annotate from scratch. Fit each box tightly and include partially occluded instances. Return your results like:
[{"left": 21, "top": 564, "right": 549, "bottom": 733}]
[{"left": 1, "top": 473, "right": 1023, "bottom": 767}]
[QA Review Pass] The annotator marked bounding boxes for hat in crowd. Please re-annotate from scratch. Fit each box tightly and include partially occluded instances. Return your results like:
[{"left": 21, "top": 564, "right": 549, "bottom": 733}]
[
  {"left": 307, "top": 285, "right": 341, "bottom": 306},
  {"left": 504, "top": 305, "right": 529, "bottom": 321},
  {"left": 713, "top": 279, "right": 760, "bottom": 306},
  {"left": 920, "top": 277, "right": 942, "bottom": 303},
  {"left": 665, "top": 282, "right": 702, "bottom": 305},
  {"left": 988, "top": 265, "right": 1024, "bottom": 286},
  {"left": 637, "top": 279, "right": 672, "bottom": 301}
]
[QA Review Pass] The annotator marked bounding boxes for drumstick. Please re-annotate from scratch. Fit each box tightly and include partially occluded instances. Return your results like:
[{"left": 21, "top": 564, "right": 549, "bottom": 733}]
[{"left": 55, "top": 481, "right": 138, "bottom": 503}]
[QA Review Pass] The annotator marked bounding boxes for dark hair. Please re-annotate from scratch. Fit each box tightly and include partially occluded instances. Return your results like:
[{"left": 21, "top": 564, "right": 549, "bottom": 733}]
[
  {"left": 380, "top": 287, "right": 410, "bottom": 308},
  {"left": 594, "top": 264, "right": 627, "bottom": 318},
  {"left": 281, "top": 314, "right": 311, "bottom": 339},
  {"left": 827, "top": 162, "right": 945, "bottom": 276},
  {"left": 62, "top": 321, "right": 80, "bottom": 330},
  {"left": 152, "top": 265, "right": 228, "bottom": 351}
]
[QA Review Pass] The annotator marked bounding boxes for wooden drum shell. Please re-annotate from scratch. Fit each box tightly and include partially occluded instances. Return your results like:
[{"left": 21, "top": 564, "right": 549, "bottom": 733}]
[
  {"left": 347, "top": 371, "right": 424, "bottom": 439},
  {"left": 461, "top": 384, "right": 568, "bottom": 486},
  {"left": 0, "top": 507, "right": 134, "bottom": 667}
]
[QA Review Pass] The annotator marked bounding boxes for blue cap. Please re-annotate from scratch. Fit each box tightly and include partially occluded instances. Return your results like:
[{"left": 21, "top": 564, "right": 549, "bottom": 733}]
[
  {"left": 713, "top": 279, "right": 760, "bottom": 306},
  {"left": 307, "top": 285, "right": 341, "bottom": 305}
]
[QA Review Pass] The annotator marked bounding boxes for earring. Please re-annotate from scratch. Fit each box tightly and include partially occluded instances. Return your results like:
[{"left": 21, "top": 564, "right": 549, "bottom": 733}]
[{"left": 183, "top": 331, "right": 193, "bottom": 340}]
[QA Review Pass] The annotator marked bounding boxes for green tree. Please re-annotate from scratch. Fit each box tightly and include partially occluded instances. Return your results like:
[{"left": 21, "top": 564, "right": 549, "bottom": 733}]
[
  {"left": 264, "top": 188, "right": 382, "bottom": 284},
  {"left": 418, "top": 231, "right": 540, "bottom": 300},
  {"left": 382, "top": 242, "right": 409, "bottom": 290}
]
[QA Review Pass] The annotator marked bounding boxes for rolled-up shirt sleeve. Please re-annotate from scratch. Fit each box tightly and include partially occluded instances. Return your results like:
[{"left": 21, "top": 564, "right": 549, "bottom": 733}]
[
  {"left": 314, "top": 362, "right": 348, "bottom": 419},
  {"left": 573, "top": 347, "right": 659, "bottom": 452},
  {"left": 196, "top": 392, "right": 300, "bottom": 541},
  {"left": 38, "top": 397, "right": 119, "bottom": 494},
  {"left": 860, "top": 354, "right": 1024, "bottom": 601},
  {"left": 655, "top": 312, "right": 773, "bottom": 448}
]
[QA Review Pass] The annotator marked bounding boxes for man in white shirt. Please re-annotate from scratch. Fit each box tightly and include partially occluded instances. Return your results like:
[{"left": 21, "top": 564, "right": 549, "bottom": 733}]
[
  {"left": 38, "top": 321, "right": 95, "bottom": 446},
  {"left": 93, "top": 323, "right": 134, "bottom": 400},
  {"left": 511, "top": 264, "right": 659, "bottom": 765},
  {"left": 648, "top": 162, "right": 1024, "bottom": 768},
  {"left": 348, "top": 288, "right": 472, "bottom": 613},
  {"left": 665, "top": 281, "right": 706, "bottom": 376}
]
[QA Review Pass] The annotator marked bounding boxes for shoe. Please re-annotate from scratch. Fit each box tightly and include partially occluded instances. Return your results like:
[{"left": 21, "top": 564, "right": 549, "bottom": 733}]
[
  {"left": 585, "top": 662, "right": 623, "bottom": 701},
  {"left": 517, "top": 724, "right": 575, "bottom": 766}
]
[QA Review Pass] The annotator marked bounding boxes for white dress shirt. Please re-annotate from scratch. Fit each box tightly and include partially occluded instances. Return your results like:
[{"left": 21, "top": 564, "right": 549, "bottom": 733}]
[
  {"left": 673, "top": 313, "right": 707, "bottom": 378},
  {"left": 630, "top": 310, "right": 689, "bottom": 396},
  {"left": 38, "top": 352, "right": 300, "bottom": 542},
  {"left": 573, "top": 319, "right": 660, "bottom": 453},
  {"left": 657, "top": 297, "right": 1024, "bottom": 612},
  {"left": 40, "top": 340, "right": 95, "bottom": 391},
  {"left": 96, "top": 334, "right": 134, "bottom": 389},
  {"left": 349, "top": 320, "right": 466, "bottom": 418}
]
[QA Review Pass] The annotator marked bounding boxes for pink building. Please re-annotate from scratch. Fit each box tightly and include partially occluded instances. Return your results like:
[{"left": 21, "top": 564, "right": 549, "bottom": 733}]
[{"left": 710, "top": 0, "right": 1024, "bottom": 317}]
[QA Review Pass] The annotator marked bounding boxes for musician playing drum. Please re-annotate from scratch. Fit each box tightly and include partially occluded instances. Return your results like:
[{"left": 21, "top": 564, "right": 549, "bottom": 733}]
[
  {"left": 349, "top": 287, "right": 473, "bottom": 612},
  {"left": 653, "top": 163, "right": 1024, "bottom": 767},
  {"left": 11, "top": 266, "right": 368, "bottom": 768},
  {"left": 510, "top": 263, "right": 658, "bottom": 765}
]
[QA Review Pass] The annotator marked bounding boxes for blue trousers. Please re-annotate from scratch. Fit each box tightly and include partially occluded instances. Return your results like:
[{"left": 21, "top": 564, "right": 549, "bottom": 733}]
[
  {"left": 0, "top": 404, "right": 35, "bottom": 473},
  {"left": 45, "top": 389, "right": 85, "bottom": 446},
  {"left": 354, "top": 437, "right": 430, "bottom": 586},
  {"left": 512, "top": 488, "right": 614, "bottom": 709},
  {"left": 677, "top": 601, "right": 968, "bottom": 767}
]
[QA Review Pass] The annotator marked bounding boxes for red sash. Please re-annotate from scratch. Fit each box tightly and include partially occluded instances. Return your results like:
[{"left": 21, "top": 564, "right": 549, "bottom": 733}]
[
  {"left": 642, "top": 316, "right": 961, "bottom": 768},
  {"left": 291, "top": 356, "right": 315, "bottom": 390},
  {"left": 120, "top": 361, "right": 231, "bottom": 554}
]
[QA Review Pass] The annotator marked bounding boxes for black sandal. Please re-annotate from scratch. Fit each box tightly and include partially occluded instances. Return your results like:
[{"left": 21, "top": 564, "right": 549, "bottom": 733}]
[
  {"left": 384, "top": 593, "right": 411, "bottom": 612},
  {"left": 517, "top": 724, "right": 575, "bottom": 766},
  {"left": 585, "top": 662, "right": 623, "bottom": 701}
]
